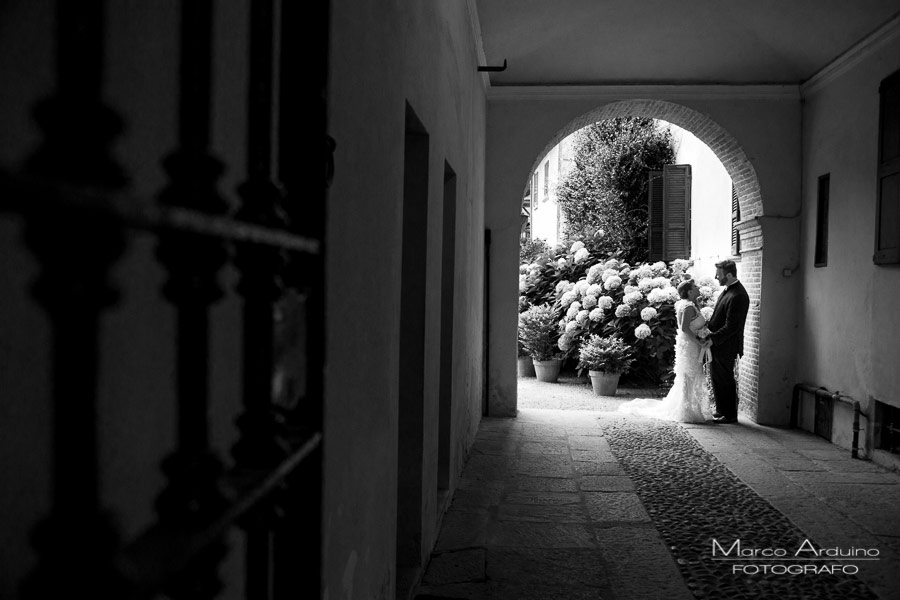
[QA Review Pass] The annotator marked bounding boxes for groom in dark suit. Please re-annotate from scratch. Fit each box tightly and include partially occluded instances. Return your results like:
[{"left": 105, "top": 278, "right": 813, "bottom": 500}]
[{"left": 705, "top": 259, "right": 750, "bottom": 423}]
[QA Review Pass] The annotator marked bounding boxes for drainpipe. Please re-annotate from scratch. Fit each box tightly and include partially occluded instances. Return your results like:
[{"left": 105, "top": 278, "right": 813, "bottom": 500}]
[{"left": 792, "top": 383, "right": 863, "bottom": 459}]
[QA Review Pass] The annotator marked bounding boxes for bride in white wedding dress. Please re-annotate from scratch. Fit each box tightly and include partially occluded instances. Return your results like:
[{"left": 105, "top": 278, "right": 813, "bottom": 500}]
[{"left": 618, "top": 279, "right": 713, "bottom": 423}]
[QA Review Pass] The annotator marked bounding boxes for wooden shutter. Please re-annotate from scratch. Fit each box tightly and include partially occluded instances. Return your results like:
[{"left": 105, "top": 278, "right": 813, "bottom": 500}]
[
  {"left": 663, "top": 164, "right": 691, "bottom": 260},
  {"left": 876, "top": 70, "right": 900, "bottom": 264},
  {"left": 648, "top": 170, "right": 664, "bottom": 260},
  {"left": 731, "top": 184, "right": 740, "bottom": 255}
]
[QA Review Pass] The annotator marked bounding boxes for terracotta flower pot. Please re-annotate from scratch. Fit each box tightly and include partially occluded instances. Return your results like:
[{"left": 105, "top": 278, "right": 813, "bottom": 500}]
[
  {"left": 517, "top": 356, "right": 536, "bottom": 377},
  {"left": 533, "top": 358, "right": 561, "bottom": 383},
  {"left": 589, "top": 370, "right": 621, "bottom": 396}
]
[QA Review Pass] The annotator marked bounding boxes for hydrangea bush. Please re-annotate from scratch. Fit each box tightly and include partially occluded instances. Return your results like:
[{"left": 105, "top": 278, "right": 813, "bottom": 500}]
[{"left": 519, "top": 245, "right": 721, "bottom": 384}]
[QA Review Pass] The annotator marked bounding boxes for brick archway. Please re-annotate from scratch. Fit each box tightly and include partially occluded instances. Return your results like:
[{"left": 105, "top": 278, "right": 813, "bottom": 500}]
[{"left": 529, "top": 99, "right": 764, "bottom": 419}]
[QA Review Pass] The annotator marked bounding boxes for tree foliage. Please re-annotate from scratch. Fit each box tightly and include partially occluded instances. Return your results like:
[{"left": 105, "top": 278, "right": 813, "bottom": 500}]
[{"left": 556, "top": 118, "right": 675, "bottom": 263}]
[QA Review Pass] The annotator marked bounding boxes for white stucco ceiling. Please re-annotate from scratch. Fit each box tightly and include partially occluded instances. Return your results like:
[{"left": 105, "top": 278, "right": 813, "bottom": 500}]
[{"left": 474, "top": 0, "right": 900, "bottom": 85}]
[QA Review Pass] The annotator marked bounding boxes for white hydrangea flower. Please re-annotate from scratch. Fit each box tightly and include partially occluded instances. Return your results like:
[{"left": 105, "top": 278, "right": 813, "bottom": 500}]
[
  {"left": 699, "top": 285, "right": 713, "bottom": 298},
  {"left": 519, "top": 274, "right": 528, "bottom": 292},
  {"left": 604, "top": 275, "right": 622, "bottom": 290},
  {"left": 603, "top": 258, "right": 620, "bottom": 270},
  {"left": 653, "top": 276, "right": 670, "bottom": 289},
  {"left": 582, "top": 295, "right": 598, "bottom": 309},
  {"left": 615, "top": 304, "right": 631, "bottom": 318},
  {"left": 557, "top": 258, "right": 568, "bottom": 269},
  {"left": 565, "top": 320, "right": 579, "bottom": 332},
  {"left": 633, "top": 266, "right": 653, "bottom": 281},
  {"left": 623, "top": 285, "right": 637, "bottom": 295},
  {"left": 556, "top": 280, "right": 570, "bottom": 294},
  {"left": 666, "top": 286, "right": 681, "bottom": 302},
  {"left": 671, "top": 259, "right": 691, "bottom": 273},
  {"left": 519, "top": 264, "right": 529, "bottom": 274},
  {"left": 566, "top": 302, "right": 581, "bottom": 319},
  {"left": 564, "top": 281, "right": 576, "bottom": 293},
  {"left": 650, "top": 261, "right": 668, "bottom": 275},
  {"left": 574, "top": 280, "right": 590, "bottom": 295},
  {"left": 635, "top": 323, "right": 652, "bottom": 339},
  {"left": 560, "top": 291, "right": 577, "bottom": 307},
  {"left": 574, "top": 247, "right": 589, "bottom": 263},
  {"left": 637, "top": 278, "right": 656, "bottom": 293},
  {"left": 569, "top": 241, "right": 585, "bottom": 253},
  {"left": 586, "top": 283, "right": 603, "bottom": 297},
  {"left": 602, "top": 268, "right": 619, "bottom": 282},
  {"left": 558, "top": 333, "right": 575, "bottom": 352},
  {"left": 576, "top": 310, "right": 589, "bottom": 326},
  {"left": 598, "top": 296, "right": 614, "bottom": 310},
  {"left": 646, "top": 288, "right": 666, "bottom": 304},
  {"left": 589, "top": 307, "right": 604, "bottom": 322},
  {"left": 640, "top": 307, "right": 658, "bottom": 321},
  {"left": 624, "top": 291, "right": 644, "bottom": 305},
  {"left": 701, "top": 306, "right": 714, "bottom": 320},
  {"left": 586, "top": 264, "right": 604, "bottom": 285}
]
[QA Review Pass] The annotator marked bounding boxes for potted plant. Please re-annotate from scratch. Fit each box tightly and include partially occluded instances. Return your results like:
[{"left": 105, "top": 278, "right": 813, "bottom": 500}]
[
  {"left": 517, "top": 304, "right": 562, "bottom": 382},
  {"left": 577, "top": 334, "right": 635, "bottom": 396},
  {"left": 517, "top": 340, "right": 536, "bottom": 377}
]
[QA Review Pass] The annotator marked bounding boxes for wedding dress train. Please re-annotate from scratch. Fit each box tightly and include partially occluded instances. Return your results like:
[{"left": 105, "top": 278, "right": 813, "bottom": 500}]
[{"left": 618, "top": 300, "right": 712, "bottom": 423}]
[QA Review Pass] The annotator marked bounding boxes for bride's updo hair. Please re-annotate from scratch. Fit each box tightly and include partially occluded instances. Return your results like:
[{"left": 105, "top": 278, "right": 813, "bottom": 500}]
[{"left": 676, "top": 278, "right": 694, "bottom": 299}]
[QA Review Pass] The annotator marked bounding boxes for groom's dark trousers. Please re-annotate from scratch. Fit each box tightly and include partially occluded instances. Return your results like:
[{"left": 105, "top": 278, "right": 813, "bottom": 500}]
[{"left": 707, "top": 281, "right": 750, "bottom": 419}]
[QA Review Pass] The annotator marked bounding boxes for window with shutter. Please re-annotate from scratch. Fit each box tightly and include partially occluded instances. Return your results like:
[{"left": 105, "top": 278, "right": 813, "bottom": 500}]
[
  {"left": 543, "top": 161, "right": 549, "bottom": 200},
  {"left": 731, "top": 184, "right": 741, "bottom": 256},
  {"left": 532, "top": 170, "right": 539, "bottom": 212},
  {"left": 875, "top": 69, "right": 900, "bottom": 265},
  {"left": 647, "top": 170, "right": 664, "bottom": 261},
  {"left": 815, "top": 174, "right": 829, "bottom": 267},
  {"left": 663, "top": 164, "right": 691, "bottom": 260}
]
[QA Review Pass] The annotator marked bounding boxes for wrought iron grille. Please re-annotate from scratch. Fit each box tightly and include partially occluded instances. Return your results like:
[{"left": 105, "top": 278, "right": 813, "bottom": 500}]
[{"left": 0, "top": 1, "right": 329, "bottom": 598}]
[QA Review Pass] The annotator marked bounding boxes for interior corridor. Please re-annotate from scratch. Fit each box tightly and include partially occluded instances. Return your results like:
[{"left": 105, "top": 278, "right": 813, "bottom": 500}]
[{"left": 412, "top": 402, "right": 900, "bottom": 600}]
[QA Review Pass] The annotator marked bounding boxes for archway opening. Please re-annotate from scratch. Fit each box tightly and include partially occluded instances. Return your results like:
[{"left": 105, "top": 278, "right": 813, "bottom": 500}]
[{"left": 515, "top": 100, "right": 763, "bottom": 419}]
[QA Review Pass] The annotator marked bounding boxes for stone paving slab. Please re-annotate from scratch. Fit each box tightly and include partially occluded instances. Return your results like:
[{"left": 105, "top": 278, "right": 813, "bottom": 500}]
[
  {"left": 595, "top": 526, "right": 694, "bottom": 600},
  {"left": 574, "top": 461, "right": 627, "bottom": 476},
  {"left": 496, "top": 503, "right": 588, "bottom": 523},
  {"left": 571, "top": 449, "right": 617, "bottom": 462},
  {"left": 584, "top": 491, "right": 652, "bottom": 523},
  {"left": 485, "top": 521, "right": 597, "bottom": 548},
  {"left": 516, "top": 455, "right": 575, "bottom": 478},
  {"left": 579, "top": 475, "right": 635, "bottom": 492},
  {"left": 434, "top": 510, "right": 489, "bottom": 552},
  {"left": 486, "top": 547, "right": 611, "bottom": 589},
  {"left": 501, "top": 491, "right": 582, "bottom": 505},
  {"left": 520, "top": 440, "right": 569, "bottom": 454},
  {"left": 421, "top": 548, "right": 486, "bottom": 586},
  {"left": 511, "top": 476, "right": 578, "bottom": 493}
]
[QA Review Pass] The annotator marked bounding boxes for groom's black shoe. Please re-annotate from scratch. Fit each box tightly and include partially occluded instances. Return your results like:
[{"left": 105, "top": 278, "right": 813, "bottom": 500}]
[{"left": 713, "top": 415, "right": 737, "bottom": 424}]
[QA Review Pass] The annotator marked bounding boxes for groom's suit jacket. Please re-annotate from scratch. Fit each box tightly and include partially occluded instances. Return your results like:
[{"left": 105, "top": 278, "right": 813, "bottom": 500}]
[{"left": 707, "top": 280, "right": 750, "bottom": 359}]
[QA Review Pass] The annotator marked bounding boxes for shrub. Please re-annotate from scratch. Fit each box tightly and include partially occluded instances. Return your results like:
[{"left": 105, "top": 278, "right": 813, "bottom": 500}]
[
  {"left": 577, "top": 335, "right": 634, "bottom": 375},
  {"left": 517, "top": 304, "right": 560, "bottom": 361}
]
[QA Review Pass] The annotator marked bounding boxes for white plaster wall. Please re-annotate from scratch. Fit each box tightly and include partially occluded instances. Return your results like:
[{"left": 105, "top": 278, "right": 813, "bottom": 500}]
[
  {"left": 486, "top": 94, "right": 801, "bottom": 420},
  {"left": 328, "top": 1, "right": 486, "bottom": 597},
  {"left": 530, "top": 143, "right": 562, "bottom": 246},
  {"left": 670, "top": 124, "right": 734, "bottom": 276},
  {"left": 799, "top": 33, "right": 900, "bottom": 451}
]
